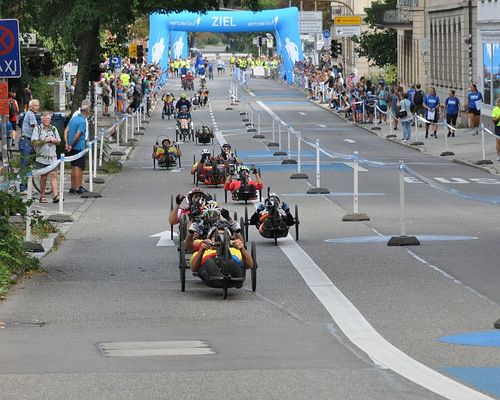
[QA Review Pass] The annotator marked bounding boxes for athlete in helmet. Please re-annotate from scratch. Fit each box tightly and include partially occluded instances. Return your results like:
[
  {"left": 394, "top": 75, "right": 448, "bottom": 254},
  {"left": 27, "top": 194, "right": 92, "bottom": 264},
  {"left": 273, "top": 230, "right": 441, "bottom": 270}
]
[
  {"left": 175, "top": 93, "right": 192, "bottom": 130},
  {"left": 224, "top": 164, "right": 263, "bottom": 201},
  {"left": 249, "top": 191, "right": 295, "bottom": 238},
  {"left": 168, "top": 187, "right": 209, "bottom": 226},
  {"left": 188, "top": 217, "right": 253, "bottom": 289}
]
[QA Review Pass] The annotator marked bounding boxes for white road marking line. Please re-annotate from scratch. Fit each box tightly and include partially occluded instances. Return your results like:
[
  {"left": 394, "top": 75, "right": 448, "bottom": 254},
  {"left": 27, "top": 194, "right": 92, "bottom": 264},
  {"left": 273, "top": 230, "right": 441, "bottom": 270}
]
[
  {"left": 318, "top": 124, "right": 326, "bottom": 128},
  {"left": 249, "top": 91, "right": 256, "bottom": 97},
  {"left": 299, "top": 112, "right": 307, "bottom": 116},
  {"left": 343, "top": 139, "right": 356, "bottom": 144},
  {"left": 277, "top": 236, "right": 494, "bottom": 400}
]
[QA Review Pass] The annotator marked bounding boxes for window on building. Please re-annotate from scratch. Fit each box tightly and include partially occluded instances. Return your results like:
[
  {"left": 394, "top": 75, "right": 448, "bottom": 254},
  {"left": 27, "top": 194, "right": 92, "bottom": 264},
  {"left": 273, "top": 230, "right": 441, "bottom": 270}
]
[{"left": 483, "top": 43, "right": 500, "bottom": 105}]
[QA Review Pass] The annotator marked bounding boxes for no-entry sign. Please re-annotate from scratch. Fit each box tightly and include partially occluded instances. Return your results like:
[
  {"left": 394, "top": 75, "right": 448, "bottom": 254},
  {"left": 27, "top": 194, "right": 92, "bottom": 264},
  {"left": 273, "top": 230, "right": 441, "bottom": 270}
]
[{"left": 0, "top": 19, "right": 21, "bottom": 78}]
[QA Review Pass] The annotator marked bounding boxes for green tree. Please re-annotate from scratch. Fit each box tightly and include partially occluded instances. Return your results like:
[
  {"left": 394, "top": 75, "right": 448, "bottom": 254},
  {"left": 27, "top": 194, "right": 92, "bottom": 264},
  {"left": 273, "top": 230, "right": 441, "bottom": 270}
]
[
  {"left": 2, "top": 0, "right": 260, "bottom": 112},
  {"left": 353, "top": 0, "right": 397, "bottom": 68}
]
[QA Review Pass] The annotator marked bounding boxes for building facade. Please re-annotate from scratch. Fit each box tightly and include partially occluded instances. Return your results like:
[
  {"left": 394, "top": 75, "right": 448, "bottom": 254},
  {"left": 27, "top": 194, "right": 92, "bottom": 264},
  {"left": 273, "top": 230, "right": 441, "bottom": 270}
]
[
  {"left": 477, "top": 0, "right": 500, "bottom": 117},
  {"left": 377, "top": 0, "right": 479, "bottom": 106}
]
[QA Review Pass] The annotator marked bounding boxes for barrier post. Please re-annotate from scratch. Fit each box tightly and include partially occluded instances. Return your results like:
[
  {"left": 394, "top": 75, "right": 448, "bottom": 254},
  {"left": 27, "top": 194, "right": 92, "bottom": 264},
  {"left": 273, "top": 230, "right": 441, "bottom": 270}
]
[
  {"left": 226, "top": 87, "right": 234, "bottom": 110},
  {"left": 135, "top": 110, "right": 144, "bottom": 135},
  {"left": 116, "top": 122, "right": 120, "bottom": 146},
  {"left": 388, "top": 162, "right": 419, "bottom": 246},
  {"left": 362, "top": 101, "right": 366, "bottom": 124},
  {"left": 125, "top": 114, "right": 129, "bottom": 144},
  {"left": 476, "top": 123, "right": 493, "bottom": 165},
  {"left": 440, "top": 124, "right": 455, "bottom": 156},
  {"left": 282, "top": 127, "right": 296, "bottom": 164},
  {"left": 247, "top": 107, "right": 257, "bottom": 132},
  {"left": 99, "top": 133, "right": 105, "bottom": 167},
  {"left": 290, "top": 132, "right": 308, "bottom": 179},
  {"left": 342, "top": 151, "right": 370, "bottom": 221},
  {"left": 253, "top": 111, "right": 264, "bottom": 138},
  {"left": 372, "top": 106, "right": 381, "bottom": 131},
  {"left": 48, "top": 154, "right": 74, "bottom": 223},
  {"left": 268, "top": 117, "right": 278, "bottom": 147},
  {"left": 239, "top": 93, "right": 246, "bottom": 116},
  {"left": 82, "top": 143, "right": 101, "bottom": 198},
  {"left": 411, "top": 115, "right": 424, "bottom": 146},
  {"left": 131, "top": 112, "right": 135, "bottom": 139},
  {"left": 273, "top": 121, "right": 286, "bottom": 156},
  {"left": 306, "top": 139, "right": 330, "bottom": 194},
  {"left": 386, "top": 110, "right": 397, "bottom": 139},
  {"left": 22, "top": 174, "right": 43, "bottom": 252},
  {"left": 93, "top": 134, "right": 104, "bottom": 184}
]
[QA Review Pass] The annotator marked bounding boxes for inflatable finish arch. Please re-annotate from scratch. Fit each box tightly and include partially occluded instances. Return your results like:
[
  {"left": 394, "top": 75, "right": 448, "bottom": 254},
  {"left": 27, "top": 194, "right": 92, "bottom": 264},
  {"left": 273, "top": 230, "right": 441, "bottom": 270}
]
[{"left": 149, "top": 8, "right": 303, "bottom": 83}]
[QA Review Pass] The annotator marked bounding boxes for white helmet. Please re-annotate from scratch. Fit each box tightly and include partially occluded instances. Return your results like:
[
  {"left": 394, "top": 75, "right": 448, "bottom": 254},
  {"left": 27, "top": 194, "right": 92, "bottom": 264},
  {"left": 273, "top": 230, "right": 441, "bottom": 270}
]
[{"left": 201, "top": 148, "right": 211, "bottom": 156}]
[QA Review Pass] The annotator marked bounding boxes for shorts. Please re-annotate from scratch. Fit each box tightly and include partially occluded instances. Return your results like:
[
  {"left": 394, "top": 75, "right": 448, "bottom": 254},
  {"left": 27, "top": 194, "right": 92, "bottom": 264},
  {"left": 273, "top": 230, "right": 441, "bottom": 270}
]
[
  {"left": 495, "top": 125, "right": 500, "bottom": 138},
  {"left": 35, "top": 161, "right": 57, "bottom": 175},
  {"left": 379, "top": 104, "right": 387, "bottom": 112},
  {"left": 68, "top": 148, "right": 86, "bottom": 169},
  {"left": 9, "top": 120, "right": 17, "bottom": 130},
  {"left": 102, "top": 95, "right": 110, "bottom": 106},
  {"left": 469, "top": 108, "right": 481, "bottom": 116},
  {"left": 446, "top": 114, "right": 458, "bottom": 126}
]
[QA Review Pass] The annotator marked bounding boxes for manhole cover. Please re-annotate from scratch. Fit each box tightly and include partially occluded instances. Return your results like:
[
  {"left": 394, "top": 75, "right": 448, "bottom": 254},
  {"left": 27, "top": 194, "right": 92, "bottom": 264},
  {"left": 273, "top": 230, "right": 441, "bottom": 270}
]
[{"left": 96, "top": 340, "right": 215, "bottom": 357}]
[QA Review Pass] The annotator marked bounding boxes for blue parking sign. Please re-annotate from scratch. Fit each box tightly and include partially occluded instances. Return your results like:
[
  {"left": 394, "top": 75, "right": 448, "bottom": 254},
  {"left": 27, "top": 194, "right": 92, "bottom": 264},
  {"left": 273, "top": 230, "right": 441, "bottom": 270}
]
[
  {"left": 0, "top": 19, "right": 21, "bottom": 78},
  {"left": 322, "top": 30, "right": 331, "bottom": 40},
  {"left": 109, "top": 55, "right": 122, "bottom": 69}
]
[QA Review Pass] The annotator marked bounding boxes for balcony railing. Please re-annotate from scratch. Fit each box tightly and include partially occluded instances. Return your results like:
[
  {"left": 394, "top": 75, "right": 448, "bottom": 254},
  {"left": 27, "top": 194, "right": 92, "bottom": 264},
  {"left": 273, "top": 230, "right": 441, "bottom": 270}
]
[{"left": 373, "top": 6, "right": 413, "bottom": 28}]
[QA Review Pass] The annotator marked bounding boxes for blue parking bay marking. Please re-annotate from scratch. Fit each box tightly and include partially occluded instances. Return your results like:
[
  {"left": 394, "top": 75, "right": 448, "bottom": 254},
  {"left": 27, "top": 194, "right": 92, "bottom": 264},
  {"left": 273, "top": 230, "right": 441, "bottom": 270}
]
[
  {"left": 439, "top": 330, "right": 500, "bottom": 347},
  {"left": 443, "top": 367, "right": 500, "bottom": 397}
]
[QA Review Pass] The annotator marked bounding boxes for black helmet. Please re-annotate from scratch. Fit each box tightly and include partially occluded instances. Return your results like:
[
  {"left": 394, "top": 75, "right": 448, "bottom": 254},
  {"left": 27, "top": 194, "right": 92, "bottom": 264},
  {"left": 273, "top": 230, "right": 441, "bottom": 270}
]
[{"left": 188, "top": 187, "right": 205, "bottom": 203}]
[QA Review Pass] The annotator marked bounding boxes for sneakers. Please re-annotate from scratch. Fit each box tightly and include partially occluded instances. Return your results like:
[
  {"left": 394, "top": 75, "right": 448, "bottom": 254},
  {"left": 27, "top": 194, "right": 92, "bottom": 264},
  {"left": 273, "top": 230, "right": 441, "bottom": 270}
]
[
  {"left": 79, "top": 186, "right": 88, "bottom": 193},
  {"left": 497, "top": 155, "right": 500, "bottom": 161}
]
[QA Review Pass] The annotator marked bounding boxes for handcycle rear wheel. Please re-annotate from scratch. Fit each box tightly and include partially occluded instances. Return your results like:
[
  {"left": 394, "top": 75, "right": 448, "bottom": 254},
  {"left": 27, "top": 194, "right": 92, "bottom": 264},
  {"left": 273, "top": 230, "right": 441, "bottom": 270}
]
[
  {"left": 179, "top": 238, "right": 187, "bottom": 292},
  {"left": 222, "top": 229, "right": 231, "bottom": 299},
  {"left": 295, "top": 204, "right": 300, "bottom": 241},
  {"left": 251, "top": 241, "right": 257, "bottom": 292}
]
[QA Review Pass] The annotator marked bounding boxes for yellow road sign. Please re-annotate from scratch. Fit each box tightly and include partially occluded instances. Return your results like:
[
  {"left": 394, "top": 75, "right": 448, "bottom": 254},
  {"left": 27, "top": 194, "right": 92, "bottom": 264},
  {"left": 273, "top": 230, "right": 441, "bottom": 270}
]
[
  {"left": 129, "top": 44, "right": 137, "bottom": 58},
  {"left": 333, "top": 16, "right": 362, "bottom": 25}
]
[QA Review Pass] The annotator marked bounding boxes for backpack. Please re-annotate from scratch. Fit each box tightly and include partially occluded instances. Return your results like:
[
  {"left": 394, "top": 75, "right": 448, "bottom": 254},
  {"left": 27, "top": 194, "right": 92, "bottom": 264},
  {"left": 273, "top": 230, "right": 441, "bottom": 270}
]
[
  {"left": 413, "top": 90, "right": 423, "bottom": 105},
  {"left": 8, "top": 99, "right": 16, "bottom": 120}
]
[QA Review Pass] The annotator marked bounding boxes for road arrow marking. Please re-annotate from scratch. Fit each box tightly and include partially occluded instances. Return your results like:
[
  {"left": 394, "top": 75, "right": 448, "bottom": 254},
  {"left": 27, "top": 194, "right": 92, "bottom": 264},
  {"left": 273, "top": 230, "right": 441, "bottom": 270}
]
[{"left": 150, "top": 230, "right": 178, "bottom": 247}]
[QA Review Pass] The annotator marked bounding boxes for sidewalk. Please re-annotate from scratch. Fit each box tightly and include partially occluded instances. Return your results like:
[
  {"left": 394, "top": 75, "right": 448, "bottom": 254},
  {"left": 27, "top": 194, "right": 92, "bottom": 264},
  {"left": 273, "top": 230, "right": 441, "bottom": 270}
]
[
  {"left": 25, "top": 99, "right": 160, "bottom": 259},
  {"left": 301, "top": 91, "right": 500, "bottom": 176}
]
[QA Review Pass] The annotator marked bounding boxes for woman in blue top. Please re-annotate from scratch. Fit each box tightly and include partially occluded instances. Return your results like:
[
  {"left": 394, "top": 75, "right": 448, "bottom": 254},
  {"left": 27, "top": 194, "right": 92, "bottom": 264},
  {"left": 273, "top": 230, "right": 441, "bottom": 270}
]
[
  {"left": 467, "top": 83, "right": 483, "bottom": 135},
  {"left": 444, "top": 89, "right": 460, "bottom": 137},
  {"left": 424, "top": 86, "right": 440, "bottom": 138}
]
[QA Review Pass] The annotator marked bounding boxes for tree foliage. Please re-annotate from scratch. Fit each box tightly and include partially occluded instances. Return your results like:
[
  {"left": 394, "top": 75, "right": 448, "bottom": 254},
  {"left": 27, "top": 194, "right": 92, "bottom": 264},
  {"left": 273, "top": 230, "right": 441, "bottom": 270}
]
[
  {"left": 1, "top": 0, "right": 260, "bottom": 111},
  {"left": 353, "top": 0, "right": 397, "bottom": 68}
]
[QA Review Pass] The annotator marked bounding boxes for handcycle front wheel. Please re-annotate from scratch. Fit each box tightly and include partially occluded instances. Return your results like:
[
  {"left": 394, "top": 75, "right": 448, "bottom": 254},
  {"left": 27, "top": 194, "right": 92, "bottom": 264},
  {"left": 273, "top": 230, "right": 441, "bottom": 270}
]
[{"left": 295, "top": 204, "right": 300, "bottom": 241}]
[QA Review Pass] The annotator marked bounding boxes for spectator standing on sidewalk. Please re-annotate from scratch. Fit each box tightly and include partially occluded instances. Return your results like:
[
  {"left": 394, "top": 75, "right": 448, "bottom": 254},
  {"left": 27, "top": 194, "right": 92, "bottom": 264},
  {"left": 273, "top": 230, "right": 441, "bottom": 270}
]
[
  {"left": 412, "top": 84, "right": 425, "bottom": 125},
  {"left": 101, "top": 79, "right": 111, "bottom": 116},
  {"left": 65, "top": 102, "right": 90, "bottom": 194},
  {"left": 19, "top": 99, "right": 40, "bottom": 193},
  {"left": 398, "top": 92, "right": 412, "bottom": 141},
  {"left": 444, "top": 90, "right": 460, "bottom": 137},
  {"left": 22, "top": 84, "right": 32, "bottom": 112},
  {"left": 424, "top": 87, "right": 440, "bottom": 139},
  {"left": 492, "top": 97, "right": 500, "bottom": 161},
  {"left": 31, "top": 112, "right": 61, "bottom": 203},
  {"left": 377, "top": 82, "right": 388, "bottom": 123},
  {"left": 390, "top": 88, "right": 400, "bottom": 130},
  {"left": 7, "top": 89, "right": 19, "bottom": 147},
  {"left": 467, "top": 83, "right": 483, "bottom": 136}
]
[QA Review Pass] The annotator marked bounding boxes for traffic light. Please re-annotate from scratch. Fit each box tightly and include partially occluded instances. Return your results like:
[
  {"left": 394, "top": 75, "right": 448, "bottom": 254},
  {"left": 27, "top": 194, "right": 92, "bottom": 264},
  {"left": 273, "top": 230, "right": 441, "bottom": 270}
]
[
  {"left": 330, "top": 40, "right": 338, "bottom": 58},
  {"left": 336, "top": 41, "right": 342, "bottom": 55}
]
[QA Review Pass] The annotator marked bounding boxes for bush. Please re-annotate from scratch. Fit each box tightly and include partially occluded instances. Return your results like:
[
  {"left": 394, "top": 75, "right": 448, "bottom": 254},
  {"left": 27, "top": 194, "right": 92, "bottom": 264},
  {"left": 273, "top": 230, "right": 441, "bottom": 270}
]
[
  {"left": 0, "top": 189, "right": 40, "bottom": 297},
  {"left": 30, "top": 75, "right": 58, "bottom": 111}
]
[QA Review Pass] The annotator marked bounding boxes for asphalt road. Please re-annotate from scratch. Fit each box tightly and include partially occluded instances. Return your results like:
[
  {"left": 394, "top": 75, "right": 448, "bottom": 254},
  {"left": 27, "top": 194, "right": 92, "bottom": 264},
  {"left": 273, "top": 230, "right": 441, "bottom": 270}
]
[{"left": 1, "top": 74, "right": 500, "bottom": 400}]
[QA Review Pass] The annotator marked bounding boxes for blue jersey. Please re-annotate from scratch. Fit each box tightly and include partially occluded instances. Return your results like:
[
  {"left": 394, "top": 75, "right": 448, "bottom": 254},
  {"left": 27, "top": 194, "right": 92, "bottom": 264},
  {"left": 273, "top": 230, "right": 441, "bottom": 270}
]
[
  {"left": 424, "top": 95, "right": 440, "bottom": 110},
  {"left": 445, "top": 96, "right": 460, "bottom": 115},
  {"left": 198, "top": 67, "right": 206, "bottom": 76},
  {"left": 67, "top": 114, "right": 87, "bottom": 151},
  {"left": 468, "top": 92, "right": 482, "bottom": 109}
]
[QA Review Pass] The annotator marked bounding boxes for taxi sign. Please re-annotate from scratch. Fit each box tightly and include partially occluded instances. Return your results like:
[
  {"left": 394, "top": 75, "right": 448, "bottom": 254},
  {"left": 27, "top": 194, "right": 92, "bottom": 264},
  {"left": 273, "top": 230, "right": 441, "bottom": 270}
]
[
  {"left": 0, "top": 19, "right": 22, "bottom": 78},
  {"left": 333, "top": 16, "right": 362, "bottom": 25}
]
